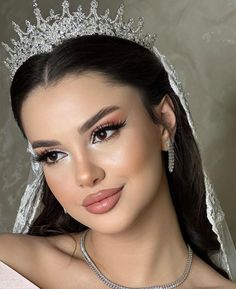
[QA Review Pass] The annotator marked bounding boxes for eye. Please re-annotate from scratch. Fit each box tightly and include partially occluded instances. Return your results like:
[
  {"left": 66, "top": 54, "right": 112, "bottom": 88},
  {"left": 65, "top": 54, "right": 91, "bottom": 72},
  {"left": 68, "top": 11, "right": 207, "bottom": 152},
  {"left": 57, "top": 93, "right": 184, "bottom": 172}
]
[
  {"left": 92, "top": 127, "right": 114, "bottom": 143},
  {"left": 33, "top": 150, "right": 67, "bottom": 165},
  {"left": 91, "top": 120, "right": 126, "bottom": 144}
]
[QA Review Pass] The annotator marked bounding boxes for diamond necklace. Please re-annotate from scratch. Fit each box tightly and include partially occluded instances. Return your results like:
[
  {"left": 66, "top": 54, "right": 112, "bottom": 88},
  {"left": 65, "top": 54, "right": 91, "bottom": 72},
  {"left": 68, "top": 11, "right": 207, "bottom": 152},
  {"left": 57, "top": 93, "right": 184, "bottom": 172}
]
[{"left": 80, "top": 229, "right": 193, "bottom": 289}]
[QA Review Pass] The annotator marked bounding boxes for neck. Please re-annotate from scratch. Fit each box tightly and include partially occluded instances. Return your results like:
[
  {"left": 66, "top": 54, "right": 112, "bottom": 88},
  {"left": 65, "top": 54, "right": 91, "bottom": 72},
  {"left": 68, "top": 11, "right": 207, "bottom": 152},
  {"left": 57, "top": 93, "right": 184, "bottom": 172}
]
[{"left": 83, "top": 176, "right": 189, "bottom": 287}]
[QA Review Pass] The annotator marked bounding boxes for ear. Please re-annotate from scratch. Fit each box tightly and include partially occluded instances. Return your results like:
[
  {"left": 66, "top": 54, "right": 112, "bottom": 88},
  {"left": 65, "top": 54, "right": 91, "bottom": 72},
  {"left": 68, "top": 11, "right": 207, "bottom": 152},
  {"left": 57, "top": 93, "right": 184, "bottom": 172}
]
[{"left": 154, "top": 94, "right": 176, "bottom": 151}]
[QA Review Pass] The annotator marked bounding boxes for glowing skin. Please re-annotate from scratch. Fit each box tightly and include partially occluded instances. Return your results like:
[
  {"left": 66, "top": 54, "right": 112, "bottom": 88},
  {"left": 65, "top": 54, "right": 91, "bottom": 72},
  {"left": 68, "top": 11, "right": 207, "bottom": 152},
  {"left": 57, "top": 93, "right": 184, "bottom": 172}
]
[
  {"left": 21, "top": 72, "right": 189, "bottom": 285},
  {"left": 22, "top": 72, "right": 168, "bottom": 232}
]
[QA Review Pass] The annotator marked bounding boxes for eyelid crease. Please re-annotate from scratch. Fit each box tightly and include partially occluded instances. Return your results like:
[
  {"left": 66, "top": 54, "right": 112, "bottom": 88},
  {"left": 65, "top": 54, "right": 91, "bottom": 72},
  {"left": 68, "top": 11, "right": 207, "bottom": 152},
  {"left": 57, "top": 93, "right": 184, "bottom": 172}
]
[
  {"left": 32, "top": 149, "right": 68, "bottom": 164},
  {"left": 90, "top": 119, "right": 126, "bottom": 144},
  {"left": 34, "top": 148, "right": 68, "bottom": 156},
  {"left": 78, "top": 105, "right": 121, "bottom": 135},
  {"left": 32, "top": 119, "right": 127, "bottom": 165},
  {"left": 32, "top": 120, "right": 121, "bottom": 154}
]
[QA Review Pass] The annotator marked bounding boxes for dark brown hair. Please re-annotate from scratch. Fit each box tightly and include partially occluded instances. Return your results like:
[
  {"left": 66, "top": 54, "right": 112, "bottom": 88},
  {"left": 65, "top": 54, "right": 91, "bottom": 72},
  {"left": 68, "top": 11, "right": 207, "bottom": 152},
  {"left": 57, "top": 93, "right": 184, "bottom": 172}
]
[{"left": 10, "top": 34, "right": 229, "bottom": 279}]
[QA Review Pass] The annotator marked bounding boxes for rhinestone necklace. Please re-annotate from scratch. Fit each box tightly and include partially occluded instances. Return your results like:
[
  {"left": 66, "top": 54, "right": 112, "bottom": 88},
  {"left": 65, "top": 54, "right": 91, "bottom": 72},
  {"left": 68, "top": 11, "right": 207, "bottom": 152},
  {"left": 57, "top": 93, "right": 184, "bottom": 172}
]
[{"left": 80, "top": 229, "right": 193, "bottom": 289}]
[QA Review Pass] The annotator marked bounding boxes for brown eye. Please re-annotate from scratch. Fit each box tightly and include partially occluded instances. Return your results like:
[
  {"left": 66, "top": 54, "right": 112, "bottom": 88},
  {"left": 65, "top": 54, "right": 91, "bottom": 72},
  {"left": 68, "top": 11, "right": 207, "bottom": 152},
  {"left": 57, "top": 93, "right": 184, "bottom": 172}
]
[
  {"left": 96, "top": 130, "right": 107, "bottom": 141},
  {"left": 91, "top": 120, "right": 127, "bottom": 144},
  {"left": 34, "top": 150, "right": 67, "bottom": 166},
  {"left": 47, "top": 152, "right": 59, "bottom": 162},
  {"left": 44, "top": 151, "right": 67, "bottom": 164},
  {"left": 92, "top": 128, "right": 115, "bottom": 144}
]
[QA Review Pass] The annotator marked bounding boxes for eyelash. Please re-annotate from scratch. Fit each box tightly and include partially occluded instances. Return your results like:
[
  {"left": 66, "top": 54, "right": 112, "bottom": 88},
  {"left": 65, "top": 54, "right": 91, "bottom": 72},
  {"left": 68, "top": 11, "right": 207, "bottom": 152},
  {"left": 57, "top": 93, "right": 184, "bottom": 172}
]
[{"left": 33, "top": 120, "right": 127, "bottom": 166}]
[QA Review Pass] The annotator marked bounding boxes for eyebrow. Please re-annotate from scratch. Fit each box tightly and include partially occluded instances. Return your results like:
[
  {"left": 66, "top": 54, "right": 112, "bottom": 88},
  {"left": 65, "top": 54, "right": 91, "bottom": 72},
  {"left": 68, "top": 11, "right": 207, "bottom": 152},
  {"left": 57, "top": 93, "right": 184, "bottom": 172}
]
[{"left": 32, "top": 105, "right": 121, "bottom": 149}]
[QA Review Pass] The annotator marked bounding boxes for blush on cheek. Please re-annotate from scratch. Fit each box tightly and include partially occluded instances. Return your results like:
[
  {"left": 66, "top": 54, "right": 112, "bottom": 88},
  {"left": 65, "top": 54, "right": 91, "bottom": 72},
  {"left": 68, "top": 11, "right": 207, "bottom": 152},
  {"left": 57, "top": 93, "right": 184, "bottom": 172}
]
[{"left": 116, "top": 127, "right": 161, "bottom": 175}]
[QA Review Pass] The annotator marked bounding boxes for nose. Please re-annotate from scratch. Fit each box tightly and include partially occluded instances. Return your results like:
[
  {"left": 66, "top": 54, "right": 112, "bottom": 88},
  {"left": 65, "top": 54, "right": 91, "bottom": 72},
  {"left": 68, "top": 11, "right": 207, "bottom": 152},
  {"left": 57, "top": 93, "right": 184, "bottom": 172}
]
[{"left": 74, "top": 154, "right": 105, "bottom": 188}]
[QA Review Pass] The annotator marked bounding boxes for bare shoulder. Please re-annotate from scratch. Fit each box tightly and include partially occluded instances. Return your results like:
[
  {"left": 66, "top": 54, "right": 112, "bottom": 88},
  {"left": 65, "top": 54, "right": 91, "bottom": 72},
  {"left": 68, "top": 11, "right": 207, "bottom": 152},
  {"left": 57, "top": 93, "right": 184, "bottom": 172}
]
[
  {"left": 0, "top": 232, "right": 47, "bottom": 263},
  {"left": 0, "top": 233, "right": 50, "bottom": 277},
  {"left": 222, "top": 280, "right": 236, "bottom": 289},
  {"left": 0, "top": 231, "right": 81, "bottom": 263},
  {"left": 0, "top": 231, "right": 87, "bottom": 288},
  {"left": 186, "top": 253, "right": 236, "bottom": 289},
  {"left": 218, "top": 278, "right": 236, "bottom": 289}
]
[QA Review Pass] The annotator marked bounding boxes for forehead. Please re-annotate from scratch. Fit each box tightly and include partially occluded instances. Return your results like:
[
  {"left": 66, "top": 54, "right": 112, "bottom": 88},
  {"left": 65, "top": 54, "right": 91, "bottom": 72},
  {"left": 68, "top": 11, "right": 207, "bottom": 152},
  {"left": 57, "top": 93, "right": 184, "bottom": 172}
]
[
  {"left": 24, "top": 72, "right": 142, "bottom": 109},
  {"left": 21, "top": 72, "right": 144, "bottom": 139}
]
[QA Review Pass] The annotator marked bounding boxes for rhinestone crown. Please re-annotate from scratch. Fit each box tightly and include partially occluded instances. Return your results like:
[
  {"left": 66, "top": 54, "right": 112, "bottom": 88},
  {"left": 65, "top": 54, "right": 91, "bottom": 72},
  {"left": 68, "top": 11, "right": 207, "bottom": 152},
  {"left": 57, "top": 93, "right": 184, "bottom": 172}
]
[{"left": 2, "top": 0, "right": 157, "bottom": 79}]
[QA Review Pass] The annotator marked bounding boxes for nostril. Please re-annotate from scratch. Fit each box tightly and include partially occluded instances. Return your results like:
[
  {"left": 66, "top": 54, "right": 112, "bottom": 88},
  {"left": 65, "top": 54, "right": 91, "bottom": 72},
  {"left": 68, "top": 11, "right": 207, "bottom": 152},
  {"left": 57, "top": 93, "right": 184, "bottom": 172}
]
[{"left": 94, "top": 178, "right": 100, "bottom": 185}]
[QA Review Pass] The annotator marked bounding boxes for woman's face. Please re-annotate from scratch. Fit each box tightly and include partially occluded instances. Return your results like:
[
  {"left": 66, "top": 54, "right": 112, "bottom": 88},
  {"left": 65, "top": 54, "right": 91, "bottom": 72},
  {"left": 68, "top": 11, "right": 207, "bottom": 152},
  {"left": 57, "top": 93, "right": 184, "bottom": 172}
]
[{"left": 21, "top": 72, "right": 170, "bottom": 234}]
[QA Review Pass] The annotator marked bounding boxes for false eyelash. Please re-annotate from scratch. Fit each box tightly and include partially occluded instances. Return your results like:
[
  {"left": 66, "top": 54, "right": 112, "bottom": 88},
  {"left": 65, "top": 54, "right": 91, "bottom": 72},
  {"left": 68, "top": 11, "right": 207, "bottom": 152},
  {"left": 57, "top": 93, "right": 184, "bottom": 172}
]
[
  {"left": 32, "top": 149, "right": 60, "bottom": 164},
  {"left": 32, "top": 119, "right": 127, "bottom": 165},
  {"left": 91, "top": 119, "right": 126, "bottom": 143}
]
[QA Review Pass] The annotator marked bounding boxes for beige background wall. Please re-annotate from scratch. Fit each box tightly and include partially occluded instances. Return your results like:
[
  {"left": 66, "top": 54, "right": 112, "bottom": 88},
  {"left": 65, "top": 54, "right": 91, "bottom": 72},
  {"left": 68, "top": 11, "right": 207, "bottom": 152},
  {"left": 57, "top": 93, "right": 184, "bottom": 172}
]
[{"left": 0, "top": 0, "right": 235, "bottom": 244}]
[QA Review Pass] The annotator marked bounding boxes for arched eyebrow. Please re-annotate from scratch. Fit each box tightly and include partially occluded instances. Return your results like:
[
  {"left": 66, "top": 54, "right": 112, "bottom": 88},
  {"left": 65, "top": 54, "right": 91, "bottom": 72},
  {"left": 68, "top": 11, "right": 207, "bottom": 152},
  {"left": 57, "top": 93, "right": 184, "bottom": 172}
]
[
  {"left": 78, "top": 105, "right": 120, "bottom": 134},
  {"left": 32, "top": 105, "right": 120, "bottom": 149}
]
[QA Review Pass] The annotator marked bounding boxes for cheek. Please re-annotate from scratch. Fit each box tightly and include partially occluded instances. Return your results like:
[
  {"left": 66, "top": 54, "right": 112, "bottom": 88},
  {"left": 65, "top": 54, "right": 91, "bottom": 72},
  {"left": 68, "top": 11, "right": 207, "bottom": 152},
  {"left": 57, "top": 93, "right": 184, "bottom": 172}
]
[
  {"left": 118, "top": 125, "right": 164, "bottom": 206},
  {"left": 116, "top": 125, "right": 162, "bottom": 177},
  {"left": 42, "top": 125, "right": 163, "bottom": 206},
  {"left": 43, "top": 166, "right": 75, "bottom": 204}
]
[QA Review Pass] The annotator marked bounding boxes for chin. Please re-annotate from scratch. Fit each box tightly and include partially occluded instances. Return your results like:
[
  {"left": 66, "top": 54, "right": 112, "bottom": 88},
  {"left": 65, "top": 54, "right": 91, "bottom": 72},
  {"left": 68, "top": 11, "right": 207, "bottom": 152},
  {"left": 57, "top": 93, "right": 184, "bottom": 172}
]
[{"left": 84, "top": 207, "right": 142, "bottom": 236}]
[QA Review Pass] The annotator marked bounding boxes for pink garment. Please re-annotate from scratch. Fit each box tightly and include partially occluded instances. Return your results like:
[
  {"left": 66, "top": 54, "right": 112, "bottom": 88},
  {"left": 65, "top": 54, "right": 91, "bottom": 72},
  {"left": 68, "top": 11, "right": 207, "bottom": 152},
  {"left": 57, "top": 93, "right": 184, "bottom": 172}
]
[{"left": 0, "top": 261, "right": 39, "bottom": 289}]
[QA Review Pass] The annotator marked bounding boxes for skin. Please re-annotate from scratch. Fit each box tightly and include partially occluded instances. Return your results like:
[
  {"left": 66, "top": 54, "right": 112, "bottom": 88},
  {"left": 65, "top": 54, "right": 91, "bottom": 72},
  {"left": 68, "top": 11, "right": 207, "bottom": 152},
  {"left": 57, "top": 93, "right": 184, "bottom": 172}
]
[{"left": 0, "top": 72, "right": 235, "bottom": 289}]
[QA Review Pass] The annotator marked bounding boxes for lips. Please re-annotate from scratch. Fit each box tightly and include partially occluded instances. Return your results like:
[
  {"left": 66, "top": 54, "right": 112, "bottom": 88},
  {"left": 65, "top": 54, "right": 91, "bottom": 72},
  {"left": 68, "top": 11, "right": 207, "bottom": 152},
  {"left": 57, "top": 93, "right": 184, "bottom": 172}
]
[{"left": 82, "top": 186, "right": 124, "bottom": 207}]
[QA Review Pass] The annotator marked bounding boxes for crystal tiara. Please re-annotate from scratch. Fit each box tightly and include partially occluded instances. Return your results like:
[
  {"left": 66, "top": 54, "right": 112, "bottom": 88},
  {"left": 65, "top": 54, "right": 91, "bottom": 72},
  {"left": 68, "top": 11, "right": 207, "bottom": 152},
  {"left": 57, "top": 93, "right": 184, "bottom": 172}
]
[{"left": 2, "top": 0, "right": 157, "bottom": 79}]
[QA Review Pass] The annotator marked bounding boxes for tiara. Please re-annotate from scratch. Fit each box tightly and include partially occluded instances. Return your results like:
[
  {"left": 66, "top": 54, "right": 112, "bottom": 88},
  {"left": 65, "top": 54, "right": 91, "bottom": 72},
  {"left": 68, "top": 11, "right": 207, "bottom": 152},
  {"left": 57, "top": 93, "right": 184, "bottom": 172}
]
[{"left": 2, "top": 0, "right": 157, "bottom": 79}]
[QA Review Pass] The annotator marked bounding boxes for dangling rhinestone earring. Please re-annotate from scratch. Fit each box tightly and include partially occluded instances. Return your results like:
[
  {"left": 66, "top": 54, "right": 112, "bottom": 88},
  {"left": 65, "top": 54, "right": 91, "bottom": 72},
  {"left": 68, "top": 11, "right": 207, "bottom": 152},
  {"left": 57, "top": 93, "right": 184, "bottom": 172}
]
[
  {"left": 63, "top": 208, "right": 67, "bottom": 214},
  {"left": 167, "top": 139, "right": 175, "bottom": 173}
]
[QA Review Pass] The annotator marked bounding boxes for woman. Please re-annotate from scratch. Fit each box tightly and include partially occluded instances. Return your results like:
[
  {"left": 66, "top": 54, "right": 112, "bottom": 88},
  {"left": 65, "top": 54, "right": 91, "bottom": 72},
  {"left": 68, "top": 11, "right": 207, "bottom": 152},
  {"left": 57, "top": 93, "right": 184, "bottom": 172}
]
[{"left": 0, "top": 1, "right": 236, "bottom": 288}]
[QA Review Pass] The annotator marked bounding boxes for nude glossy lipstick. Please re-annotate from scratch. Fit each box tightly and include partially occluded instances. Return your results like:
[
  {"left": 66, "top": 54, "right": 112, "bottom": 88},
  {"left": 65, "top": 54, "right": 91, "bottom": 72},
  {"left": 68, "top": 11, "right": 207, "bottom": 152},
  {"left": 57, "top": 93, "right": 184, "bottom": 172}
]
[{"left": 82, "top": 186, "right": 123, "bottom": 214}]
